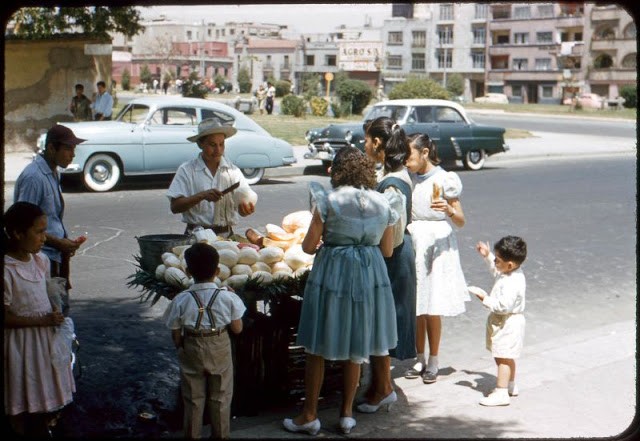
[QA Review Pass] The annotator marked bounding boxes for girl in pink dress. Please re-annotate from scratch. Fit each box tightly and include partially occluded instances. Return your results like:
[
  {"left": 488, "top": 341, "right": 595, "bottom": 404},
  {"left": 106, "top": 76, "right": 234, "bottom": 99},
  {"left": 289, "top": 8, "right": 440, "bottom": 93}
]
[{"left": 4, "top": 202, "right": 75, "bottom": 437}]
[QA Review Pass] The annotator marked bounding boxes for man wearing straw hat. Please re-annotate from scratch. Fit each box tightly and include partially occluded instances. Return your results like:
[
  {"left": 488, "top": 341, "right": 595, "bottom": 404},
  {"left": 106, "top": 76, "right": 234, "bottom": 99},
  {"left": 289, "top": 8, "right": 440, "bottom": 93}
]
[{"left": 167, "top": 118, "right": 257, "bottom": 237}]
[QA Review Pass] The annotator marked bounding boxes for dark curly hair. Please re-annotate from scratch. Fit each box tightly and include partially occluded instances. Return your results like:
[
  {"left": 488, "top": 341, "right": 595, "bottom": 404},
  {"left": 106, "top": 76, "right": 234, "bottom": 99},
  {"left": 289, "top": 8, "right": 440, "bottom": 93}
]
[
  {"left": 363, "top": 116, "right": 410, "bottom": 174},
  {"left": 494, "top": 236, "right": 527, "bottom": 265},
  {"left": 330, "top": 146, "right": 377, "bottom": 189}
]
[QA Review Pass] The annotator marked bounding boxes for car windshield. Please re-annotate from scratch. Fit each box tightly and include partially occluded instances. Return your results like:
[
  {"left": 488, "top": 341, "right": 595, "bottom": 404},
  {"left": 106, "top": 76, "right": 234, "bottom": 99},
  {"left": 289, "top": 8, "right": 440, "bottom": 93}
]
[
  {"left": 364, "top": 105, "right": 409, "bottom": 122},
  {"left": 116, "top": 104, "right": 150, "bottom": 123}
]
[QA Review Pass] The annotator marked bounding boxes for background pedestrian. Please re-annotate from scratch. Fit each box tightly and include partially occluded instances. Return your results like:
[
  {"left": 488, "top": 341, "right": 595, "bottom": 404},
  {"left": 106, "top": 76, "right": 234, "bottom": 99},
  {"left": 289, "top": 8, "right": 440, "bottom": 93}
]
[{"left": 68, "top": 84, "right": 92, "bottom": 121}]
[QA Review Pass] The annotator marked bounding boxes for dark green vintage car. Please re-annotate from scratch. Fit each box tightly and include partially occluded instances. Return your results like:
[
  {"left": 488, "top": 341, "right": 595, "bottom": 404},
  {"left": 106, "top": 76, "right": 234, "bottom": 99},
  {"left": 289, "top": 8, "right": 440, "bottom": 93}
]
[{"left": 304, "top": 99, "right": 508, "bottom": 170}]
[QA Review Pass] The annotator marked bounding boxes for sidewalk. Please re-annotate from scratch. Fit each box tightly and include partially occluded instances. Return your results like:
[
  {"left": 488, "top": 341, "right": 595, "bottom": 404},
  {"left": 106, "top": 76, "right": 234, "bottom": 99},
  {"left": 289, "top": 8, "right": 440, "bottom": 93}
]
[
  {"left": 186, "top": 319, "right": 636, "bottom": 439},
  {"left": 2, "top": 131, "right": 636, "bottom": 186}
]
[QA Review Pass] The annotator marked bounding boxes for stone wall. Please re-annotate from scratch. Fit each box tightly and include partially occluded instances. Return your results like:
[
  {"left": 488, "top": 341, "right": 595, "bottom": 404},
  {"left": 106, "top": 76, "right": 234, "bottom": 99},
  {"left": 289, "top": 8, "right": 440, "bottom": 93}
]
[{"left": 4, "top": 37, "right": 111, "bottom": 152}]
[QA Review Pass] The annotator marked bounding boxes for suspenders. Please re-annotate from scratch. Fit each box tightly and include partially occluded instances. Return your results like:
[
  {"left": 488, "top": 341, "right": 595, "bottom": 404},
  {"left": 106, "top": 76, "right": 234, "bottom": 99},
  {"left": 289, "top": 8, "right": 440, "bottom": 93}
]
[{"left": 189, "top": 289, "right": 221, "bottom": 332}]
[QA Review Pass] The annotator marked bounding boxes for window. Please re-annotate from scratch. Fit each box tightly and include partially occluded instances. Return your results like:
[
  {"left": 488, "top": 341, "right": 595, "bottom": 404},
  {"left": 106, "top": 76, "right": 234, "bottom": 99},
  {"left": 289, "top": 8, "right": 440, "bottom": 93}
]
[
  {"left": 305, "top": 55, "right": 315, "bottom": 66},
  {"left": 200, "top": 109, "right": 234, "bottom": 126},
  {"left": 594, "top": 54, "right": 613, "bottom": 69},
  {"left": 575, "top": 32, "right": 583, "bottom": 41},
  {"left": 186, "top": 30, "right": 193, "bottom": 40},
  {"left": 437, "top": 49, "right": 452, "bottom": 68},
  {"left": 435, "top": 107, "right": 464, "bottom": 123},
  {"left": 514, "top": 6, "right": 531, "bottom": 19},
  {"left": 265, "top": 55, "right": 272, "bottom": 68},
  {"left": 512, "top": 85, "right": 522, "bottom": 97},
  {"left": 325, "top": 55, "right": 336, "bottom": 66},
  {"left": 535, "top": 58, "right": 552, "bottom": 70},
  {"left": 388, "top": 31, "right": 403, "bottom": 45},
  {"left": 537, "top": 4, "right": 554, "bottom": 17},
  {"left": 411, "top": 53, "right": 426, "bottom": 71},
  {"left": 472, "top": 25, "right": 486, "bottom": 44},
  {"left": 412, "top": 30, "right": 426, "bottom": 47},
  {"left": 149, "top": 108, "right": 197, "bottom": 126},
  {"left": 475, "top": 4, "right": 488, "bottom": 19},
  {"left": 284, "top": 55, "right": 291, "bottom": 68},
  {"left": 536, "top": 32, "right": 553, "bottom": 43},
  {"left": 415, "top": 106, "right": 434, "bottom": 123},
  {"left": 513, "top": 58, "right": 528, "bottom": 70},
  {"left": 622, "top": 53, "right": 637, "bottom": 68},
  {"left": 438, "top": 25, "right": 453, "bottom": 45},
  {"left": 387, "top": 55, "right": 402, "bottom": 69},
  {"left": 471, "top": 50, "right": 485, "bottom": 68},
  {"left": 541, "top": 86, "right": 553, "bottom": 98},
  {"left": 492, "top": 5, "right": 511, "bottom": 19},
  {"left": 624, "top": 23, "right": 636, "bottom": 39},
  {"left": 440, "top": 4, "right": 453, "bottom": 20},
  {"left": 514, "top": 33, "right": 529, "bottom": 44}
]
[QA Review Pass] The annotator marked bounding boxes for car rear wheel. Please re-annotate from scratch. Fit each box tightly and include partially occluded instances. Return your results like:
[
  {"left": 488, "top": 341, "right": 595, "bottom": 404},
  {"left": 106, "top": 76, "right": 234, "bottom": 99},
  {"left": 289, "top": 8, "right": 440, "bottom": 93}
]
[
  {"left": 83, "top": 154, "right": 121, "bottom": 192},
  {"left": 240, "top": 167, "right": 265, "bottom": 185},
  {"left": 463, "top": 149, "right": 486, "bottom": 171}
]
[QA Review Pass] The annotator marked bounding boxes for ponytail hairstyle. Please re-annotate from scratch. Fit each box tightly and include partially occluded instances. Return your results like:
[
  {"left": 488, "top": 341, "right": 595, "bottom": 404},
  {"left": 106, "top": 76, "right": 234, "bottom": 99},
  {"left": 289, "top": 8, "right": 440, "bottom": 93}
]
[
  {"left": 1, "top": 201, "right": 45, "bottom": 253},
  {"left": 408, "top": 133, "right": 440, "bottom": 165},
  {"left": 363, "top": 116, "right": 410, "bottom": 174}
]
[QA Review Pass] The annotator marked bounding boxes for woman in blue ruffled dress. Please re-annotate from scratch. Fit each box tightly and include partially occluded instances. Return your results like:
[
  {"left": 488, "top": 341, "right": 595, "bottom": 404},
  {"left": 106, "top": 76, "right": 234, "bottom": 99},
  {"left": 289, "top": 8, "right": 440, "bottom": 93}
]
[{"left": 283, "top": 147, "right": 400, "bottom": 436}]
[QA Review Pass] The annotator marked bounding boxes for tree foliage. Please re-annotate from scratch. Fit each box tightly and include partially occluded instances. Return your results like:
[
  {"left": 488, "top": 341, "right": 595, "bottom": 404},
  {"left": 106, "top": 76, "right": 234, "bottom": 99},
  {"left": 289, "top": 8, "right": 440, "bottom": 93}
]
[
  {"left": 10, "top": 6, "right": 145, "bottom": 39},
  {"left": 121, "top": 69, "right": 131, "bottom": 91},
  {"left": 237, "top": 67, "right": 252, "bottom": 94},
  {"left": 446, "top": 73, "right": 464, "bottom": 97},
  {"left": 182, "top": 71, "right": 209, "bottom": 99},
  {"left": 301, "top": 72, "right": 321, "bottom": 101},
  {"left": 280, "top": 95, "right": 306, "bottom": 117},
  {"left": 139, "top": 64, "right": 152, "bottom": 87},
  {"left": 619, "top": 84, "right": 636, "bottom": 108},
  {"left": 388, "top": 75, "right": 450, "bottom": 100},
  {"left": 335, "top": 79, "right": 373, "bottom": 115}
]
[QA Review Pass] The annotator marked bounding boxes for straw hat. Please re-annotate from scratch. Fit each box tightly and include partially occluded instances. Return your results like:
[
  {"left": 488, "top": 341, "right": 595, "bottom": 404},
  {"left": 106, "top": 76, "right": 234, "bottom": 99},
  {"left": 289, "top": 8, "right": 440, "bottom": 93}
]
[{"left": 187, "top": 118, "right": 237, "bottom": 143}]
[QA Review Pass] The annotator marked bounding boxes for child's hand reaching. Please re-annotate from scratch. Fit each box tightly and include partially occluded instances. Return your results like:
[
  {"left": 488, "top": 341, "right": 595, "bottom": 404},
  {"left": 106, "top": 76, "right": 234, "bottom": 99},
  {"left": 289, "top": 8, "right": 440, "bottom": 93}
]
[
  {"left": 475, "top": 241, "right": 490, "bottom": 258},
  {"left": 467, "top": 286, "right": 487, "bottom": 301}
]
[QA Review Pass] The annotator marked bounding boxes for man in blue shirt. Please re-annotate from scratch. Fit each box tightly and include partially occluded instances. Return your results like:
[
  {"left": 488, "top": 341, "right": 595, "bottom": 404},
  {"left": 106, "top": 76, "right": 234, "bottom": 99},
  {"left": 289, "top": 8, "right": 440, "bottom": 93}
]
[
  {"left": 92, "top": 80, "right": 113, "bottom": 120},
  {"left": 14, "top": 125, "right": 87, "bottom": 297}
]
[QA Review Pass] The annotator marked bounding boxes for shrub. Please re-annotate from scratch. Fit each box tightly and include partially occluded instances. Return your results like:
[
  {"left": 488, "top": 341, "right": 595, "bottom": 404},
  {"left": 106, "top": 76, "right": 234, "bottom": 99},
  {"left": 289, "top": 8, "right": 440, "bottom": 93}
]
[
  {"left": 181, "top": 72, "right": 208, "bottom": 99},
  {"left": 309, "top": 96, "right": 328, "bottom": 116},
  {"left": 619, "top": 84, "right": 636, "bottom": 108},
  {"left": 140, "top": 64, "right": 152, "bottom": 89},
  {"left": 275, "top": 80, "right": 292, "bottom": 97},
  {"left": 446, "top": 73, "right": 464, "bottom": 97},
  {"left": 121, "top": 69, "right": 130, "bottom": 91},
  {"left": 301, "top": 72, "right": 321, "bottom": 101},
  {"left": 237, "top": 67, "right": 252, "bottom": 94},
  {"left": 280, "top": 95, "right": 307, "bottom": 117},
  {"left": 335, "top": 79, "right": 373, "bottom": 115},
  {"left": 388, "top": 75, "right": 450, "bottom": 100}
]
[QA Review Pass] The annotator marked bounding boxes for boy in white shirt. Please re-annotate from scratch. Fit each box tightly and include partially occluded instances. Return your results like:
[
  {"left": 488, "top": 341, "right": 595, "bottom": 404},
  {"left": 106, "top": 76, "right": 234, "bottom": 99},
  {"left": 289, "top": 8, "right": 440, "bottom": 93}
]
[
  {"left": 163, "top": 243, "right": 246, "bottom": 438},
  {"left": 469, "top": 235, "right": 527, "bottom": 406}
]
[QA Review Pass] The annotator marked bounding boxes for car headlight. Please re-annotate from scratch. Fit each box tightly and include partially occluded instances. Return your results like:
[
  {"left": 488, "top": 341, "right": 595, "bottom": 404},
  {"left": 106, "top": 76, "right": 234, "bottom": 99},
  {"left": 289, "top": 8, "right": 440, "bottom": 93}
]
[
  {"left": 345, "top": 130, "right": 352, "bottom": 142},
  {"left": 305, "top": 130, "right": 311, "bottom": 142}
]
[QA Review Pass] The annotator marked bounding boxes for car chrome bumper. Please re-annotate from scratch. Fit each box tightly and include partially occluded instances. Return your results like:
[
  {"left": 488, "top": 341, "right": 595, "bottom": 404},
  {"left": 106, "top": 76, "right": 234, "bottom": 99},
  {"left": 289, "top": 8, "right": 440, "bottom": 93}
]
[
  {"left": 304, "top": 143, "right": 336, "bottom": 161},
  {"left": 61, "top": 164, "right": 82, "bottom": 174},
  {"left": 503, "top": 142, "right": 510, "bottom": 152},
  {"left": 283, "top": 156, "right": 297, "bottom": 165}
]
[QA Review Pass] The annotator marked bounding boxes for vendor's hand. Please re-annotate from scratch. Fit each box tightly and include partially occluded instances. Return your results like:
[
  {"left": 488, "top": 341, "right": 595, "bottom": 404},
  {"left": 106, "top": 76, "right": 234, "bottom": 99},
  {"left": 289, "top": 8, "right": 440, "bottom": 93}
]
[
  {"left": 200, "top": 189, "right": 223, "bottom": 203},
  {"left": 58, "top": 237, "right": 81, "bottom": 255},
  {"left": 238, "top": 202, "right": 255, "bottom": 217},
  {"left": 475, "top": 241, "right": 490, "bottom": 258},
  {"left": 47, "top": 311, "right": 65, "bottom": 326}
]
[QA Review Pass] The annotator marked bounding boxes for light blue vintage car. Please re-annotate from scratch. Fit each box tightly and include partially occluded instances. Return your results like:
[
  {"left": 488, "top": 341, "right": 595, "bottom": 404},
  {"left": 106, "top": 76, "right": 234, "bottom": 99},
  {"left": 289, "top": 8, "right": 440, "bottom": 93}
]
[{"left": 38, "top": 96, "right": 296, "bottom": 191}]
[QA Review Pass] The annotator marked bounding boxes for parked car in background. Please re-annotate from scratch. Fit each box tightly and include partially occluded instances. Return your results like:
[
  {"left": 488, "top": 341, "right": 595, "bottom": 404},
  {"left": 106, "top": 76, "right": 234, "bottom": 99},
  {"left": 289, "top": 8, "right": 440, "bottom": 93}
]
[
  {"left": 305, "top": 99, "right": 508, "bottom": 171},
  {"left": 37, "top": 96, "right": 296, "bottom": 191},
  {"left": 474, "top": 93, "right": 509, "bottom": 104},
  {"left": 562, "top": 93, "right": 604, "bottom": 109}
]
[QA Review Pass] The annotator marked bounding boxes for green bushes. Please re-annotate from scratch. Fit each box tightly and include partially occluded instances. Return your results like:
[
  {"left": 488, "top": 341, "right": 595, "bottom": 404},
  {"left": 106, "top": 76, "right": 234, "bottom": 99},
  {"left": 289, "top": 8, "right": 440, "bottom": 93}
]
[
  {"left": 309, "top": 96, "right": 328, "bottom": 116},
  {"left": 275, "top": 80, "right": 292, "bottom": 97},
  {"left": 619, "top": 85, "right": 636, "bottom": 108},
  {"left": 388, "top": 75, "right": 450, "bottom": 100},
  {"left": 121, "top": 69, "right": 130, "bottom": 91},
  {"left": 237, "top": 68, "right": 252, "bottom": 94},
  {"left": 446, "top": 73, "right": 464, "bottom": 97},
  {"left": 335, "top": 79, "right": 373, "bottom": 115},
  {"left": 280, "top": 95, "right": 306, "bottom": 117},
  {"left": 181, "top": 72, "right": 209, "bottom": 99}
]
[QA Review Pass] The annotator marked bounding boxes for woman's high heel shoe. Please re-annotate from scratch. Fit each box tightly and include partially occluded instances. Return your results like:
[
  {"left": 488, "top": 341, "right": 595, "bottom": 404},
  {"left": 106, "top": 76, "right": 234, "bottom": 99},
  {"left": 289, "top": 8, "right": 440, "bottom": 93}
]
[
  {"left": 339, "top": 416, "right": 356, "bottom": 434},
  {"left": 356, "top": 390, "right": 397, "bottom": 413},
  {"left": 282, "top": 418, "right": 321, "bottom": 435}
]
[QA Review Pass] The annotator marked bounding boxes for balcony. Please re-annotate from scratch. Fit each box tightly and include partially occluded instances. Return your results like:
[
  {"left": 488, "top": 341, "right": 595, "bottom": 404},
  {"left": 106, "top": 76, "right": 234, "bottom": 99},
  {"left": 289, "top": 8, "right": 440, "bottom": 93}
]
[
  {"left": 591, "top": 39, "right": 619, "bottom": 51},
  {"left": 591, "top": 6, "right": 620, "bottom": 22},
  {"left": 554, "top": 15, "right": 583, "bottom": 28},
  {"left": 588, "top": 69, "right": 636, "bottom": 82}
]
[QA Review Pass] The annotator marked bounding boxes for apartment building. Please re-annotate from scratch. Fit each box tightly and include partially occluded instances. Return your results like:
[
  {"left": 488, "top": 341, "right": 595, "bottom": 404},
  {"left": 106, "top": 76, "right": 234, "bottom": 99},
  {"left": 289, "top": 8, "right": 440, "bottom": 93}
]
[
  {"left": 381, "top": 3, "right": 490, "bottom": 101},
  {"left": 235, "top": 37, "right": 298, "bottom": 89},
  {"left": 487, "top": 2, "right": 635, "bottom": 104}
]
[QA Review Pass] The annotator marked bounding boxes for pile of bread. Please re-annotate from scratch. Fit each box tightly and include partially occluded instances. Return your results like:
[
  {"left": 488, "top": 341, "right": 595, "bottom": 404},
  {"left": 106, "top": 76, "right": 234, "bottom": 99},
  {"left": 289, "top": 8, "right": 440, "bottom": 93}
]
[{"left": 154, "top": 210, "right": 314, "bottom": 290}]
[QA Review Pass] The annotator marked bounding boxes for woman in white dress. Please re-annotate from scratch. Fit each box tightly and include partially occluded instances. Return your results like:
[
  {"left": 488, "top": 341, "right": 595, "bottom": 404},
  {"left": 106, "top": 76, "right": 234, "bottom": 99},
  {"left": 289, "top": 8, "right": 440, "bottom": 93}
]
[{"left": 404, "top": 134, "right": 469, "bottom": 384}]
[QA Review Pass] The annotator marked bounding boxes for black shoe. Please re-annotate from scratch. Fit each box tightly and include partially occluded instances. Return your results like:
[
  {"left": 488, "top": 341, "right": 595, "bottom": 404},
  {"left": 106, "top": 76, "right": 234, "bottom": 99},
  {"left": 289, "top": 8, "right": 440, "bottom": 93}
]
[
  {"left": 404, "top": 366, "right": 425, "bottom": 379},
  {"left": 422, "top": 370, "right": 437, "bottom": 384}
]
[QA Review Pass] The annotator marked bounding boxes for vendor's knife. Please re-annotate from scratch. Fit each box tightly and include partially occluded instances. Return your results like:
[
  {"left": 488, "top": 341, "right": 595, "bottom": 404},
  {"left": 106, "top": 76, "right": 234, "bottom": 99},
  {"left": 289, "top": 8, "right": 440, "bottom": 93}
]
[{"left": 221, "top": 182, "right": 240, "bottom": 195}]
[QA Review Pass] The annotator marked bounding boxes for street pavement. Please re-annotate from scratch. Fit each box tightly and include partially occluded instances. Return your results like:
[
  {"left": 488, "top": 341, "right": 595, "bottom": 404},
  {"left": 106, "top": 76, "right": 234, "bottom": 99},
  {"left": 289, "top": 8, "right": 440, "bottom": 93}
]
[{"left": 2, "top": 124, "right": 637, "bottom": 439}]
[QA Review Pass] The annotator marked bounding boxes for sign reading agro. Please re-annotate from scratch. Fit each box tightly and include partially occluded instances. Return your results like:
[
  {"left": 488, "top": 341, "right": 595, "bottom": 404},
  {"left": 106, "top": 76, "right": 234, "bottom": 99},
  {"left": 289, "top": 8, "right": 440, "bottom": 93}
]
[{"left": 338, "top": 41, "right": 383, "bottom": 71}]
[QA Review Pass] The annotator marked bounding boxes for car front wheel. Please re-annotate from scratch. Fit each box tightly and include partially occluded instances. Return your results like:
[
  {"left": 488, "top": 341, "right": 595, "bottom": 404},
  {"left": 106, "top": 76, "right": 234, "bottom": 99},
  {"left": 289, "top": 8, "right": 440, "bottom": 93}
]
[
  {"left": 83, "top": 154, "right": 121, "bottom": 192},
  {"left": 240, "top": 167, "right": 265, "bottom": 185},
  {"left": 463, "top": 149, "right": 486, "bottom": 171}
]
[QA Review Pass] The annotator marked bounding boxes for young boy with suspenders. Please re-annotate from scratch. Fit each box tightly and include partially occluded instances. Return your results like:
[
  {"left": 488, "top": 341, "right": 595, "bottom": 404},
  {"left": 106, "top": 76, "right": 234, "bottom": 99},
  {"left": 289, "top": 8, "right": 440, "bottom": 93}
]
[{"left": 163, "top": 243, "right": 246, "bottom": 438}]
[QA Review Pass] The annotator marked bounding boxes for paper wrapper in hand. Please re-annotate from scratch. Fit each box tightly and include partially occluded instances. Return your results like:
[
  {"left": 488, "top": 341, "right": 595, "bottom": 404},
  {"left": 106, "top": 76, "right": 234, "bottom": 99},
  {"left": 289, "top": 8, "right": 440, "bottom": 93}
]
[{"left": 432, "top": 182, "right": 442, "bottom": 201}]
